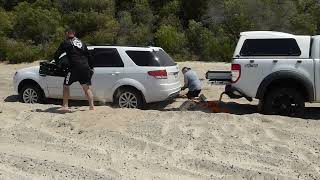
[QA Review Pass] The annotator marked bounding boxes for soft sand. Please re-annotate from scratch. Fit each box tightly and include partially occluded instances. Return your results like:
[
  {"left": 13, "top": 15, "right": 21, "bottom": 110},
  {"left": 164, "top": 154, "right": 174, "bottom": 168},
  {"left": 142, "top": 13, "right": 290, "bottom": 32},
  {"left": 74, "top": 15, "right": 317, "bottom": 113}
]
[{"left": 0, "top": 61, "right": 319, "bottom": 180}]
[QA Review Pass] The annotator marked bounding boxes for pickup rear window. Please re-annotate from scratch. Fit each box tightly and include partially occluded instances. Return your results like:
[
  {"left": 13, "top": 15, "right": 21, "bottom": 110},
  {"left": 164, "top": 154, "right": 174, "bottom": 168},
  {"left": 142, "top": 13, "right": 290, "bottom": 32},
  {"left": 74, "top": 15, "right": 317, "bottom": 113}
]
[
  {"left": 240, "top": 39, "right": 301, "bottom": 56},
  {"left": 126, "top": 50, "right": 176, "bottom": 67}
]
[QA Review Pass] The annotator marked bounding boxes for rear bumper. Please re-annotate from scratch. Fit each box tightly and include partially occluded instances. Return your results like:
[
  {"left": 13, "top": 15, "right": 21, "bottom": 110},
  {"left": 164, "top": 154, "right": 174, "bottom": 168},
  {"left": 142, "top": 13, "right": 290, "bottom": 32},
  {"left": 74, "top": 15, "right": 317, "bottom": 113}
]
[
  {"left": 165, "top": 91, "right": 180, "bottom": 101},
  {"left": 225, "top": 85, "right": 252, "bottom": 102},
  {"left": 145, "top": 82, "right": 181, "bottom": 103}
]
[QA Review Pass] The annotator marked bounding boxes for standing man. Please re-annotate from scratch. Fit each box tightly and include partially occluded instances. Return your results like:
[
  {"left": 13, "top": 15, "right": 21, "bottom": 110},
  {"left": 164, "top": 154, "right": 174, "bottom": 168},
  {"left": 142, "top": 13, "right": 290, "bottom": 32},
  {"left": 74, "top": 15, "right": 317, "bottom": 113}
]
[
  {"left": 181, "top": 67, "right": 202, "bottom": 100},
  {"left": 54, "top": 29, "right": 94, "bottom": 112}
]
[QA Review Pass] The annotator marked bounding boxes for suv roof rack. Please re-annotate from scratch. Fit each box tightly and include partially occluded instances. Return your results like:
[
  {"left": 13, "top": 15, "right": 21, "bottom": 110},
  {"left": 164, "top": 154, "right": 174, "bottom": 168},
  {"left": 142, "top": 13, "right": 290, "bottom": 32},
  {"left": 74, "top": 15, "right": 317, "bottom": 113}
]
[{"left": 88, "top": 41, "right": 155, "bottom": 48}]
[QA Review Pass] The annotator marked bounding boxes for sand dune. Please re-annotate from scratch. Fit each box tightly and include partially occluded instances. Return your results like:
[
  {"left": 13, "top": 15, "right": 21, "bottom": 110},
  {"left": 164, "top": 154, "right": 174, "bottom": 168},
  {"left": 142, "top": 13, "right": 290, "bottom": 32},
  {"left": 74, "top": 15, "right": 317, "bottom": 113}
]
[{"left": 0, "top": 61, "right": 320, "bottom": 180}]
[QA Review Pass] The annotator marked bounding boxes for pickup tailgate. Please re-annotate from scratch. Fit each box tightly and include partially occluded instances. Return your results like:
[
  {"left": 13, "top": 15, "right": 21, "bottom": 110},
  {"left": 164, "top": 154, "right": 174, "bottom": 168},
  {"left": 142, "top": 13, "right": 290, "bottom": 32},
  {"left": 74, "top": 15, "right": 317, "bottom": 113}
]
[{"left": 206, "top": 71, "right": 231, "bottom": 85}]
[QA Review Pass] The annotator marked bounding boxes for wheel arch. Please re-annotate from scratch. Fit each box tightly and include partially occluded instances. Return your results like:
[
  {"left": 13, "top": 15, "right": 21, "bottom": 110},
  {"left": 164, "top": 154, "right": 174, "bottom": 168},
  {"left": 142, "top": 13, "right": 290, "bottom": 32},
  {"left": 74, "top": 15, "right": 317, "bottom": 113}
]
[
  {"left": 112, "top": 79, "right": 147, "bottom": 103},
  {"left": 112, "top": 85, "right": 146, "bottom": 104},
  {"left": 256, "top": 71, "right": 314, "bottom": 102},
  {"left": 18, "top": 79, "right": 46, "bottom": 103},
  {"left": 18, "top": 79, "right": 43, "bottom": 94}
]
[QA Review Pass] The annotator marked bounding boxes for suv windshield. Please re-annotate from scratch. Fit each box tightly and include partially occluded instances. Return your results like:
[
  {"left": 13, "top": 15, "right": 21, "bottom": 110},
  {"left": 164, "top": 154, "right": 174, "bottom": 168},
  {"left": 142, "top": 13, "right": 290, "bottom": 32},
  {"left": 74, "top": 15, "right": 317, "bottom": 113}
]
[{"left": 126, "top": 50, "right": 176, "bottom": 67}]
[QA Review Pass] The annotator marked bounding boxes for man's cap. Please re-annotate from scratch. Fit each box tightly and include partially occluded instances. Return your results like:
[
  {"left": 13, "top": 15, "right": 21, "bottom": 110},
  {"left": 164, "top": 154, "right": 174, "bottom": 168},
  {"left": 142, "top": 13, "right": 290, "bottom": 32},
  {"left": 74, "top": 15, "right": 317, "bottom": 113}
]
[{"left": 182, "top": 67, "right": 191, "bottom": 71}]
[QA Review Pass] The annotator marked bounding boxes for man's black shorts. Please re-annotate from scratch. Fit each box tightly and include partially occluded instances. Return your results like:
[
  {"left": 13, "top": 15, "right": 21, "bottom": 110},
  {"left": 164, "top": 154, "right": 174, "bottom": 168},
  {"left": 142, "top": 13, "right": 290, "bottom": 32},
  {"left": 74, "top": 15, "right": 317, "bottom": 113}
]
[
  {"left": 187, "top": 90, "right": 201, "bottom": 99},
  {"left": 64, "top": 68, "right": 93, "bottom": 86}
]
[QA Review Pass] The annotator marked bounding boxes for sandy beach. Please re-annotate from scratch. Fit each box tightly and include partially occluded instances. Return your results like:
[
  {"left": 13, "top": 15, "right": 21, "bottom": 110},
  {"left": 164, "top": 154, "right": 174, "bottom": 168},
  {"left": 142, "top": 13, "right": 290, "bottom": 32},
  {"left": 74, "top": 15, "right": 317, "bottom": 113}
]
[{"left": 0, "top": 61, "right": 319, "bottom": 180}]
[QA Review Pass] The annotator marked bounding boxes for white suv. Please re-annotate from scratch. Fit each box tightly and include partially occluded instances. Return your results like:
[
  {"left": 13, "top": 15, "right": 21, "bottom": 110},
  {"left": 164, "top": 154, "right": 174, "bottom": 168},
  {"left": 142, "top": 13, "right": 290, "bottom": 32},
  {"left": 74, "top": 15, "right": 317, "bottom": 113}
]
[{"left": 13, "top": 46, "right": 181, "bottom": 108}]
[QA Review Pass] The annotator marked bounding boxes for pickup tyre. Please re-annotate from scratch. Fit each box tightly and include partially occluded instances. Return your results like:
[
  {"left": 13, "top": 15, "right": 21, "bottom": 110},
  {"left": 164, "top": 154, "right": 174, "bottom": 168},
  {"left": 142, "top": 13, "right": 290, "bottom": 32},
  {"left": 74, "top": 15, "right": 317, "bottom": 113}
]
[{"left": 262, "top": 87, "right": 305, "bottom": 117}]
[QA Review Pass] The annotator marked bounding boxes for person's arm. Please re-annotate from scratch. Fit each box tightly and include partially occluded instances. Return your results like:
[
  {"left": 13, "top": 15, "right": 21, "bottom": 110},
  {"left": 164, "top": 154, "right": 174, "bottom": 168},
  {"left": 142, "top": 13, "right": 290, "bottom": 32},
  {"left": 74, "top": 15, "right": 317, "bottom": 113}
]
[
  {"left": 181, "top": 75, "right": 188, "bottom": 90},
  {"left": 84, "top": 44, "right": 94, "bottom": 69},
  {"left": 54, "top": 42, "right": 65, "bottom": 61}
]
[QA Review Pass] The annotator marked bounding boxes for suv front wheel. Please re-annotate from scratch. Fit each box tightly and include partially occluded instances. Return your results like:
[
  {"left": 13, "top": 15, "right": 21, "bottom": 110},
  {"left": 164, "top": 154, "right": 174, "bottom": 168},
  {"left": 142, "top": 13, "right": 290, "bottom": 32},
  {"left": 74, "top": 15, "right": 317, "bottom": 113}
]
[
  {"left": 19, "top": 85, "right": 45, "bottom": 104},
  {"left": 115, "top": 88, "right": 143, "bottom": 109},
  {"left": 262, "top": 87, "right": 305, "bottom": 117}
]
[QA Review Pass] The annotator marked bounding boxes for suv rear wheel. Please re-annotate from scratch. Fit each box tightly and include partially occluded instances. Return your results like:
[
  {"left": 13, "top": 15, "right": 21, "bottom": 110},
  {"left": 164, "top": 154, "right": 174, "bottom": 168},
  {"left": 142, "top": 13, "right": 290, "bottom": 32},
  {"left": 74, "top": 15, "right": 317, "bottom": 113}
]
[
  {"left": 19, "top": 85, "right": 45, "bottom": 104},
  {"left": 262, "top": 87, "right": 305, "bottom": 117},
  {"left": 115, "top": 88, "right": 143, "bottom": 109}
]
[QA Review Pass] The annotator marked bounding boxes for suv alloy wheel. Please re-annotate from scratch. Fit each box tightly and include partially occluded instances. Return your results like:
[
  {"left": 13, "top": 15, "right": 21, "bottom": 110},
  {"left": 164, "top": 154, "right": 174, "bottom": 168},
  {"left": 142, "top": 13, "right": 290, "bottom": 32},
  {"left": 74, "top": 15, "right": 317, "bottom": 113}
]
[
  {"left": 20, "top": 85, "right": 45, "bottom": 104},
  {"left": 116, "top": 88, "right": 143, "bottom": 109}
]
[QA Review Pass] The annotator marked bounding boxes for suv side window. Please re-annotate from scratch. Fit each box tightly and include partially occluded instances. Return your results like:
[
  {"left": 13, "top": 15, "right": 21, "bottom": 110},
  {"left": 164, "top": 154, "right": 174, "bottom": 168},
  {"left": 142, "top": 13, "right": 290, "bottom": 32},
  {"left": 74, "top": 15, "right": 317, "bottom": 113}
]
[
  {"left": 126, "top": 50, "right": 176, "bottom": 67},
  {"left": 240, "top": 39, "right": 301, "bottom": 56},
  {"left": 93, "top": 48, "right": 124, "bottom": 67},
  {"left": 126, "top": 51, "right": 159, "bottom": 66}
]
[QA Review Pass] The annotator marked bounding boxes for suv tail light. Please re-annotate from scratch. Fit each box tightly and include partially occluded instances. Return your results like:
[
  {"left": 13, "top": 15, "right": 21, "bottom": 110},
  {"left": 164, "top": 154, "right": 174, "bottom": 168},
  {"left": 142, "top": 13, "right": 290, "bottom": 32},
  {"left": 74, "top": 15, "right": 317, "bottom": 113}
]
[
  {"left": 148, "top": 70, "right": 167, "bottom": 79},
  {"left": 231, "top": 64, "right": 241, "bottom": 83}
]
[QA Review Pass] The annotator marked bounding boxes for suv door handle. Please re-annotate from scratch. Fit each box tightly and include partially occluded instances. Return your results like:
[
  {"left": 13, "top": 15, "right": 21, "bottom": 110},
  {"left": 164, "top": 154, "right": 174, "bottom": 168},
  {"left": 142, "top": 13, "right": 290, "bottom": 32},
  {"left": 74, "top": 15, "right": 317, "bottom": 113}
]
[
  {"left": 297, "top": 60, "right": 302, "bottom": 63},
  {"left": 250, "top": 60, "right": 254, "bottom": 63},
  {"left": 111, "top": 72, "right": 121, "bottom": 76},
  {"left": 273, "top": 60, "right": 278, "bottom": 63}
]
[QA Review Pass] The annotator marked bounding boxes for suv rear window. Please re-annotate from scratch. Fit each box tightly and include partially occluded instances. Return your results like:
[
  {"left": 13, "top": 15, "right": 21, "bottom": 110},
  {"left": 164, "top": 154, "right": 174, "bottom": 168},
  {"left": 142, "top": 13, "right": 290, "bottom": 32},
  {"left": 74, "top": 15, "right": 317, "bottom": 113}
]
[
  {"left": 240, "top": 39, "right": 301, "bottom": 56},
  {"left": 126, "top": 50, "right": 176, "bottom": 67}
]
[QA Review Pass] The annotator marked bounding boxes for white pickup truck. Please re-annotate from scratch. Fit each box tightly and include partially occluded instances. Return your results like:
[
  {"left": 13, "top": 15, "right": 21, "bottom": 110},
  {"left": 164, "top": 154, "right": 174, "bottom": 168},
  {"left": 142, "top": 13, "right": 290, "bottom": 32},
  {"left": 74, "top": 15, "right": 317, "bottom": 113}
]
[{"left": 207, "top": 31, "right": 320, "bottom": 117}]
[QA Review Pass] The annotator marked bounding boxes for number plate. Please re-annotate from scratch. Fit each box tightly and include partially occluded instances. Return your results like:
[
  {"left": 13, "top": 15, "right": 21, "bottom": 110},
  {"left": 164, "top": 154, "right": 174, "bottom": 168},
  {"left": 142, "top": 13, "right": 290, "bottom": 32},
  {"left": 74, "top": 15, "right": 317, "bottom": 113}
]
[{"left": 209, "top": 80, "right": 230, "bottom": 85}]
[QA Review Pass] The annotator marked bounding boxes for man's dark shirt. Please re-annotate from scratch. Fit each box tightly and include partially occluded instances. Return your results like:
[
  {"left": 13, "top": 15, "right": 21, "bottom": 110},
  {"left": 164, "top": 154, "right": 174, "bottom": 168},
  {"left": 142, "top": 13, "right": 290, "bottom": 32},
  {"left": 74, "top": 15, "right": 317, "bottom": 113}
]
[{"left": 54, "top": 37, "right": 93, "bottom": 70}]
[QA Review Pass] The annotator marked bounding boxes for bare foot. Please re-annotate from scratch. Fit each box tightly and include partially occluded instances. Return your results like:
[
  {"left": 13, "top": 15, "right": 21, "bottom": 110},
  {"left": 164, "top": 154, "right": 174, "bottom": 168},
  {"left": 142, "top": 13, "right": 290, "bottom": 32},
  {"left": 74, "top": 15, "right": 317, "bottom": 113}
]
[
  {"left": 89, "top": 107, "right": 95, "bottom": 111},
  {"left": 58, "top": 107, "right": 72, "bottom": 113}
]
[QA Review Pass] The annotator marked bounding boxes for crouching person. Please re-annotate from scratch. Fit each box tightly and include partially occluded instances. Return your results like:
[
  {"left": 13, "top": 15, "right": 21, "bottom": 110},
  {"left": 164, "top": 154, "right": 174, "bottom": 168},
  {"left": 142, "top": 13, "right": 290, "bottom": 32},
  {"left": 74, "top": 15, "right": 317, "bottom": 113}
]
[{"left": 181, "top": 67, "right": 202, "bottom": 100}]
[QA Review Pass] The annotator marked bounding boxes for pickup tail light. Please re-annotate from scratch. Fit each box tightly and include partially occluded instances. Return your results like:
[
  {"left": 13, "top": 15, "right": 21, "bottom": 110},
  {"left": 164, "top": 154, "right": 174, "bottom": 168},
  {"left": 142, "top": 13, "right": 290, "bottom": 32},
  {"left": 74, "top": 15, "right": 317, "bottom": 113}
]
[
  {"left": 231, "top": 64, "right": 241, "bottom": 83},
  {"left": 148, "top": 70, "right": 167, "bottom": 79}
]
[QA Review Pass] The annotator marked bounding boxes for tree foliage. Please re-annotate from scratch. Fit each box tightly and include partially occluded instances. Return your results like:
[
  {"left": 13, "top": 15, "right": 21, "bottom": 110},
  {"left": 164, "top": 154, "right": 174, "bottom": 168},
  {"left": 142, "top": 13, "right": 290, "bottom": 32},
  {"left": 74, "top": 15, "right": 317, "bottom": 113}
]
[{"left": 1, "top": 0, "right": 320, "bottom": 63}]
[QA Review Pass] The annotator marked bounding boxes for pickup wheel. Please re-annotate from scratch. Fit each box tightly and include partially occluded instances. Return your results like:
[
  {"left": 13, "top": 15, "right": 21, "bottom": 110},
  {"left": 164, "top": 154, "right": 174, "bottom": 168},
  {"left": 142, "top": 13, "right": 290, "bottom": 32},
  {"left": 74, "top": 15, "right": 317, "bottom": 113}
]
[
  {"left": 19, "top": 85, "right": 45, "bottom": 104},
  {"left": 262, "top": 87, "right": 305, "bottom": 117},
  {"left": 115, "top": 88, "right": 143, "bottom": 109}
]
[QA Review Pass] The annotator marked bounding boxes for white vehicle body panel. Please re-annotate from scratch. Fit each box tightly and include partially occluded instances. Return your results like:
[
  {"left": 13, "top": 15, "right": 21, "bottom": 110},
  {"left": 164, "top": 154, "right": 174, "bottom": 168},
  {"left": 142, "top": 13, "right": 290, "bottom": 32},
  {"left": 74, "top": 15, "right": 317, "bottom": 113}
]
[
  {"left": 231, "top": 31, "right": 317, "bottom": 102},
  {"left": 311, "top": 36, "right": 320, "bottom": 102},
  {"left": 13, "top": 66, "right": 49, "bottom": 97},
  {"left": 13, "top": 46, "right": 181, "bottom": 104}
]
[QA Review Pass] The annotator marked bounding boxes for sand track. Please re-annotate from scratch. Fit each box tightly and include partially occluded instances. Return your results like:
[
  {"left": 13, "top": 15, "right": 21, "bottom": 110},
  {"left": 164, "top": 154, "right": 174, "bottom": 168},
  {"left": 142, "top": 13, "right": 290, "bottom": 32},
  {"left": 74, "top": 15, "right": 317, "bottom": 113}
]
[{"left": 0, "top": 62, "right": 320, "bottom": 179}]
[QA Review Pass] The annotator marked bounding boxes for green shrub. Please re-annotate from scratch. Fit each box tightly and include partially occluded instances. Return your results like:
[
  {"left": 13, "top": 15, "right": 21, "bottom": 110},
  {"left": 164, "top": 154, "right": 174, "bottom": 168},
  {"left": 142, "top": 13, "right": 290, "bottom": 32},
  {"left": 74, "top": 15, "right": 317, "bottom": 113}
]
[
  {"left": 0, "top": 37, "right": 7, "bottom": 61},
  {"left": 155, "top": 25, "right": 187, "bottom": 54},
  {"left": 0, "top": 8, "right": 14, "bottom": 36},
  {"left": 84, "top": 18, "right": 120, "bottom": 45},
  {"left": 4, "top": 39, "right": 41, "bottom": 64},
  {"left": 57, "top": 0, "right": 114, "bottom": 15},
  {"left": 185, "top": 20, "right": 235, "bottom": 62},
  {"left": 131, "top": 0, "right": 154, "bottom": 25},
  {"left": 13, "top": 2, "right": 62, "bottom": 44},
  {"left": 4, "top": 0, "right": 320, "bottom": 64},
  {"left": 116, "top": 11, "right": 153, "bottom": 46},
  {"left": 63, "top": 11, "right": 110, "bottom": 37}
]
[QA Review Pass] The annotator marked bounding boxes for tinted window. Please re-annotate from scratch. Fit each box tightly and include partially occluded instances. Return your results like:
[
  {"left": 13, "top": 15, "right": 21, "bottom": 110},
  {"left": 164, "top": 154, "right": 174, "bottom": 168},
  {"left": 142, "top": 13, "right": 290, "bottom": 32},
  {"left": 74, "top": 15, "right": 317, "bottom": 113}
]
[
  {"left": 240, "top": 39, "right": 301, "bottom": 56},
  {"left": 93, "top": 48, "right": 124, "bottom": 67},
  {"left": 58, "top": 55, "right": 69, "bottom": 67},
  {"left": 126, "top": 50, "right": 176, "bottom": 67}
]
